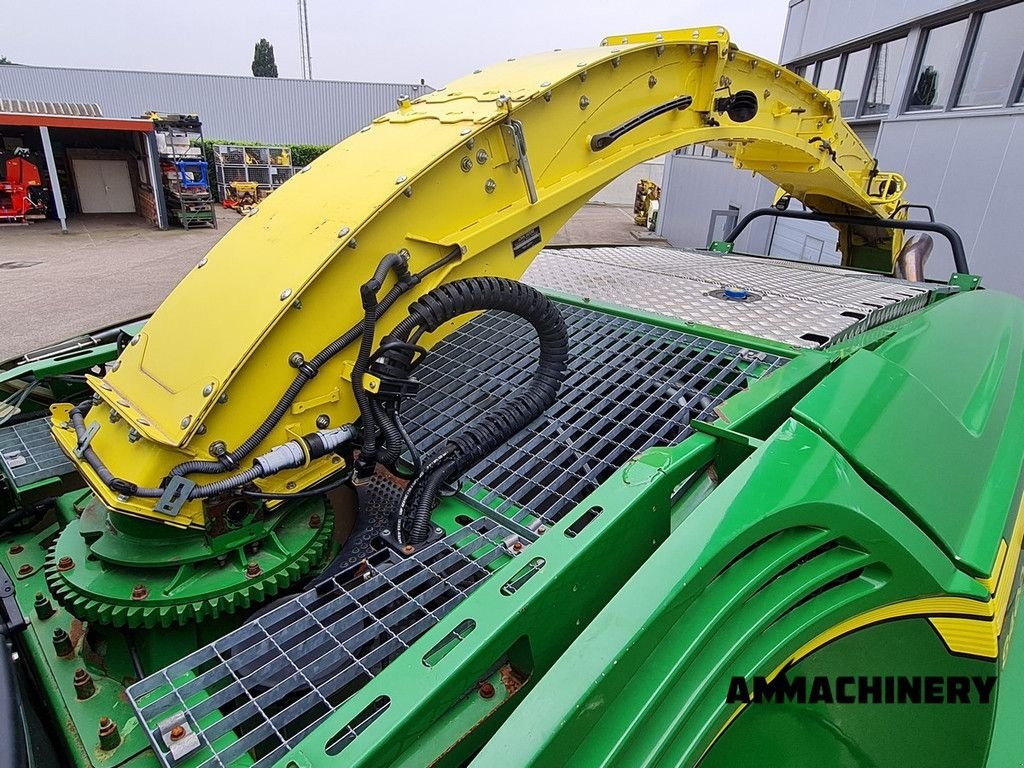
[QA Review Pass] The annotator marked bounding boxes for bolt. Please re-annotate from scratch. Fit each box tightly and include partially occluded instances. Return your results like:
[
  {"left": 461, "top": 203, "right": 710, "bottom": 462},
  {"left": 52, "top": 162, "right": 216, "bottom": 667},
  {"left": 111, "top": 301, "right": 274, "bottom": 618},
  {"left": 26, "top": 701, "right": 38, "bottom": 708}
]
[
  {"left": 34, "top": 592, "right": 55, "bottom": 620},
  {"left": 131, "top": 584, "right": 149, "bottom": 601},
  {"left": 180, "top": 415, "right": 191, "bottom": 430},
  {"left": 245, "top": 562, "right": 262, "bottom": 579},
  {"left": 460, "top": 156, "right": 472, "bottom": 173},
  {"left": 127, "top": 428, "right": 140, "bottom": 443},
  {"left": 209, "top": 441, "right": 227, "bottom": 457},
  {"left": 73, "top": 668, "right": 96, "bottom": 700},
  {"left": 17, "top": 564, "right": 32, "bottom": 577},
  {"left": 52, "top": 627, "right": 73, "bottom": 657},
  {"left": 402, "top": 545, "right": 415, "bottom": 555},
  {"left": 280, "top": 288, "right": 292, "bottom": 301},
  {"left": 197, "top": 257, "right": 208, "bottom": 268},
  {"left": 197, "top": 424, "right": 207, "bottom": 436},
  {"left": 479, "top": 681, "right": 496, "bottom": 699},
  {"left": 648, "top": 74, "right": 658, "bottom": 88},
  {"left": 395, "top": 175, "right": 407, "bottom": 184},
  {"left": 512, "top": 541, "right": 523, "bottom": 552},
  {"left": 288, "top": 352, "right": 305, "bottom": 368},
  {"left": 57, "top": 556, "right": 75, "bottom": 572},
  {"left": 8, "top": 544, "right": 23, "bottom": 555},
  {"left": 308, "top": 514, "right": 322, "bottom": 529},
  {"left": 98, "top": 717, "right": 121, "bottom": 751},
  {"left": 130, "top": 335, "right": 140, "bottom": 345},
  {"left": 202, "top": 384, "right": 214, "bottom": 397},
  {"left": 338, "top": 226, "right": 350, "bottom": 238},
  {"left": 108, "top": 410, "right": 121, "bottom": 423},
  {"left": 316, "top": 414, "right": 330, "bottom": 429},
  {"left": 218, "top": 393, "right": 229, "bottom": 404},
  {"left": 476, "top": 149, "right": 489, "bottom": 164},
  {"left": 537, "top": 525, "right": 547, "bottom": 534},
  {"left": 169, "top": 725, "right": 186, "bottom": 742},
  {"left": 579, "top": 95, "right": 590, "bottom": 109},
  {"left": 484, "top": 179, "right": 496, "bottom": 194},
  {"left": 109, "top": 360, "right": 120, "bottom": 372}
]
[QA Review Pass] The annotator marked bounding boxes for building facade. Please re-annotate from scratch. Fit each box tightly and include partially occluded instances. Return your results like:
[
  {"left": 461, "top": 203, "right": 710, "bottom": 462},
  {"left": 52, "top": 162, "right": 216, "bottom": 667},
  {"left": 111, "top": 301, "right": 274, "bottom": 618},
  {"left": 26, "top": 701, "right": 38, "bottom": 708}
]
[
  {"left": 0, "top": 66, "right": 430, "bottom": 146},
  {"left": 658, "top": 0, "right": 1024, "bottom": 294}
]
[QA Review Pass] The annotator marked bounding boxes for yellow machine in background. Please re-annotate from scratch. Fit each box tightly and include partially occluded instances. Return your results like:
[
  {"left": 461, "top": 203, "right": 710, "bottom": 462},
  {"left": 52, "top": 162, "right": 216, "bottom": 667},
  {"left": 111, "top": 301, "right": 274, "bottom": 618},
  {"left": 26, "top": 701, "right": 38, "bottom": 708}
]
[{"left": 52, "top": 26, "right": 909, "bottom": 528}]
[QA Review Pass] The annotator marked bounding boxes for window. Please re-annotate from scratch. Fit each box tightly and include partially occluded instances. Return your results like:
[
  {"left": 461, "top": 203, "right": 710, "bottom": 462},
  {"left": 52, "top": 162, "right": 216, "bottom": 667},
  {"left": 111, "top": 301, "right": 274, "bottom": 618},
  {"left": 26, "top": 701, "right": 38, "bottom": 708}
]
[
  {"left": 839, "top": 48, "right": 871, "bottom": 116},
  {"left": 816, "top": 57, "right": 840, "bottom": 90},
  {"left": 864, "top": 37, "right": 906, "bottom": 115},
  {"left": 956, "top": 4, "right": 1024, "bottom": 108},
  {"left": 907, "top": 19, "right": 969, "bottom": 111}
]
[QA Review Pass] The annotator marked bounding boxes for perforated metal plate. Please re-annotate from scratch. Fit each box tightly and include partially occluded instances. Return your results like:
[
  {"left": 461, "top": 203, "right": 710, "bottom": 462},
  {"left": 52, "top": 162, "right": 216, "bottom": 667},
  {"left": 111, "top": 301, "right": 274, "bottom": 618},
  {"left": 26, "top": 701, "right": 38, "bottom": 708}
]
[
  {"left": 404, "top": 301, "right": 786, "bottom": 526},
  {"left": 127, "top": 516, "right": 518, "bottom": 768},
  {"left": 523, "top": 246, "right": 932, "bottom": 347}
]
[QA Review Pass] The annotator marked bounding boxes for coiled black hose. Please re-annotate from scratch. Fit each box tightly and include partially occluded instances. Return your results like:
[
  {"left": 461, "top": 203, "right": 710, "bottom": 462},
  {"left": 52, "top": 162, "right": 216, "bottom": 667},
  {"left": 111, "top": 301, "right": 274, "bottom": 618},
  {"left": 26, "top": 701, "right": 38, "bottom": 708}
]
[{"left": 391, "top": 277, "right": 569, "bottom": 544}]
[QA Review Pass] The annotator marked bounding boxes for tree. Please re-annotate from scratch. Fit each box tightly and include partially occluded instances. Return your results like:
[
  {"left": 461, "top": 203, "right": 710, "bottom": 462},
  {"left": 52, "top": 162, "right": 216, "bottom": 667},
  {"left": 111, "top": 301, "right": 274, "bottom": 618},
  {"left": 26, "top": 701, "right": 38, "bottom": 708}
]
[
  {"left": 251, "top": 39, "right": 278, "bottom": 78},
  {"left": 0, "top": 56, "right": 12, "bottom": 65}
]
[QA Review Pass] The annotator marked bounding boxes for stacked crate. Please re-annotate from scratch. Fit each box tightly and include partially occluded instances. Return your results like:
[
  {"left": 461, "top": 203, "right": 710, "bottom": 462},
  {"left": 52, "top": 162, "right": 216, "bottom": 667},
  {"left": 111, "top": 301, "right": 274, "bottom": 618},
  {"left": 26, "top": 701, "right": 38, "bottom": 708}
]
[{"left": 214, "top": 145, "right": 295, "bottom": 205}]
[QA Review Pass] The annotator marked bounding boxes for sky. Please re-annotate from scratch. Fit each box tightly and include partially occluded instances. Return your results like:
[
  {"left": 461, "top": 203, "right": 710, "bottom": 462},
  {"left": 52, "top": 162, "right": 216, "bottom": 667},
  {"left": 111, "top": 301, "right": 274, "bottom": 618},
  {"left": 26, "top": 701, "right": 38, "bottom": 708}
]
[{"left": 1, "top": 1, "right": 787, "bottom": 86}]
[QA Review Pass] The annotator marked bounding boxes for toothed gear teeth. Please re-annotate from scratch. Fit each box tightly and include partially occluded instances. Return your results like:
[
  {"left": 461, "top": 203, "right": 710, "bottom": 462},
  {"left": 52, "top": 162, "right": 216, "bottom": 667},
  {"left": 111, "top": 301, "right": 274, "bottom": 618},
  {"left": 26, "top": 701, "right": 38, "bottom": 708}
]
[{"left": 44, "top": 501, "right": 334, "bottom": 628}]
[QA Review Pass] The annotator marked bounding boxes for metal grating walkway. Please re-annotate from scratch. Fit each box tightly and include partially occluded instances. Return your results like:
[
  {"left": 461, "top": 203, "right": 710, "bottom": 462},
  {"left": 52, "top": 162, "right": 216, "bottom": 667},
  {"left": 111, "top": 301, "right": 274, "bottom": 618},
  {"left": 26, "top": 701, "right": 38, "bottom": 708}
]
[
  {"left": 404, "top": 301, "right": 786, "bottom": 526},
  {"left": 0, "top": 417, "right": 75, "bottom": 490},
  {"left": 523, "top": 246, "right": 932, "bottom": 348},
  {"left": 127, "top": 517, "right": 517, "bottom": 768}
]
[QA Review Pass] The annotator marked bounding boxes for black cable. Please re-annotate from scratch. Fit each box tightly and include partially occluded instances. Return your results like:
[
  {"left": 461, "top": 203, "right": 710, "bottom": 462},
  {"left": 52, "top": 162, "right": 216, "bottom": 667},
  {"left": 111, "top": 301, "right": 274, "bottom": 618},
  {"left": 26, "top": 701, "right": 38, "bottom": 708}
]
[
  {"left": 386, "top": 278, "right": 569, "bottom": 545},
  {"left": 239, "top": 470, "right": 353, "bottom": 500},
  {"left": 167, "top": 246, "right": 459, "bottom": 481}
]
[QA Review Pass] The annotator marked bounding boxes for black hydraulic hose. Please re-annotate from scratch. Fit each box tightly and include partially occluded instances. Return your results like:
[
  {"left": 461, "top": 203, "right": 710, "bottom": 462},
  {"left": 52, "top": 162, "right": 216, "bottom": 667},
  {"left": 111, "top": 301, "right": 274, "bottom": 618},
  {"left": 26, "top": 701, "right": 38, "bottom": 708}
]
[
  {"left": 167, "top": 248, "right": 457, "bottom": 480},
  {"left": 371, "top": 401, "right": 404, "bottom": 466},
  {"left": 392, "top": 278, "right": 569, "bottom": 545}
]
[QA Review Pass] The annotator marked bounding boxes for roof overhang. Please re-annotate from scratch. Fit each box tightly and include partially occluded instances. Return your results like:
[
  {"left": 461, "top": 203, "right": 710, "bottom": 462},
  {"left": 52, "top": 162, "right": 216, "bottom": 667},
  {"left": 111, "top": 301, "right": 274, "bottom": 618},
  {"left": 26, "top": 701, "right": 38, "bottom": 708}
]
[{"left": 0, "top": 113, "right": 154, "bottom": 132}]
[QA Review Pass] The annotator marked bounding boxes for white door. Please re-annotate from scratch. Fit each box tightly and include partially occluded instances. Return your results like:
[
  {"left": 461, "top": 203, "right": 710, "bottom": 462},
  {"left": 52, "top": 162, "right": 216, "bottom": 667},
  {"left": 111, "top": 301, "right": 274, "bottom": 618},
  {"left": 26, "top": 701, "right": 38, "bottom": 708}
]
[{"left": 73, "top": 159, "right": 136, "bottom": 213}]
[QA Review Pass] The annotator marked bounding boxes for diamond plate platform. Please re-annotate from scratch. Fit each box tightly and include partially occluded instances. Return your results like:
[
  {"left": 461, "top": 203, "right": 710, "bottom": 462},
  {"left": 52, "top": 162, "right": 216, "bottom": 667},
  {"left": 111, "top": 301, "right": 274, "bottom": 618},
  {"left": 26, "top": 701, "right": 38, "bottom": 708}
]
[{"left": 523, "top": 246, "right": 932, "bottom": 347}]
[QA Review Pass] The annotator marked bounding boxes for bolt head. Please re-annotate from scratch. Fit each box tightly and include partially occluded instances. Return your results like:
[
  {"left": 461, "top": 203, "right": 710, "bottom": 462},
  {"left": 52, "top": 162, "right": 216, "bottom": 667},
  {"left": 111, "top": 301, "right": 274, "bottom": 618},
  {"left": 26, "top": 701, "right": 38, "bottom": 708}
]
[
  {"left": 127, "top": 428, "right": 140, "bottom": 443},
  {"left": 280, "top": 288, "right": 292, "bottom": 301},
  {"left": 17, "top": 564, "right": 32, "bottom": 576},
  {"left": 245, "top": 562, "right": 262, "bottom": 579},
  {"left": 169, "top": 725, "right": 186, "bottom": 741},
  {"left": 460, "top": 157, "right": 473, "bottom": 173},
  {"left": 579, "top": 95, "right": 590, "bottom": 109},
  {"left": 648, "top": 75, "right": 658, "bottom": 88},
  {"left": 197, "top": 257, "right": 208, "bottom": 268},
  {"left": 180, "top": 416, "right": 191, "bottom": 429},
  {"left": 484, "top": 179, "right": 496, "bottom": 194},
  {"left": 202, "top": 384, "right": 214, "bottom": 397},
  {"left": 479, "top": 681, "right": 496, "bottom": 699},
  {"left": 395, "top": 175, "right": 407, "bottom": 184},
  {"left": 316, "top": 415, "right": 330, "bottom": 429},
  {"left": 338, "top": 226, "right": 350, "bottom": 238},
  {"left": 402, "top": 545, "right": 415, "bottom": 555},
  {"left": 57, "top": 556, "right": 74, "bottom": 572},
  {"left": 308, "top": 514, "right": 322, "bottom": 529},
  {"left": 8, "top": 544, "right": 23, "bottom": 555},
  {"left": 131, "top": 584, "right": 149, "bottom": 600}
]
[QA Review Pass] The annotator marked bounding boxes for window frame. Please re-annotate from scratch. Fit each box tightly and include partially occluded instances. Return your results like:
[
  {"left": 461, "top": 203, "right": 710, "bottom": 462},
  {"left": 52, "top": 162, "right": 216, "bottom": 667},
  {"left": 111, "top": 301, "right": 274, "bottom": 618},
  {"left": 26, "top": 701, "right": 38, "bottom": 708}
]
[{"left": 951, "top": 4, "right": 1024, "bottom": 110}]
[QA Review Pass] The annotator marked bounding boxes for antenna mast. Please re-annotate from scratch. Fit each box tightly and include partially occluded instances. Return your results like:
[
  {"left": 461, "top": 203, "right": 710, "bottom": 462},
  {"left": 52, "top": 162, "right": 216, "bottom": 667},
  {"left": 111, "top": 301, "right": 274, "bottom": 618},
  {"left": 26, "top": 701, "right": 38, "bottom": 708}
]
[{"left": 297, "top": 0, "right": 313, "bottom": 79}]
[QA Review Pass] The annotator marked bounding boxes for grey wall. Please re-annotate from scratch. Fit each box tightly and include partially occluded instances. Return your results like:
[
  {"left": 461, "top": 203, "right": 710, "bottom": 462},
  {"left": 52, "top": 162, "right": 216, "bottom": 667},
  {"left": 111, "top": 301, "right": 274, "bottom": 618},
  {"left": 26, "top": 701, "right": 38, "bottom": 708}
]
[
  {"left": 591, "top": 157, "right": 665, "bottom": 206},
  {"left": 657, "top": 151, "right": 777, "bottom": 252},
  {"left": 783, "top": 0, "right": 969, "bottom": 60},
  {"left": 0, "top": 65, "right": 430, "bottom": 146},
  {"left": 875, "top": 111, "right": 1024, "bottom": 291}
]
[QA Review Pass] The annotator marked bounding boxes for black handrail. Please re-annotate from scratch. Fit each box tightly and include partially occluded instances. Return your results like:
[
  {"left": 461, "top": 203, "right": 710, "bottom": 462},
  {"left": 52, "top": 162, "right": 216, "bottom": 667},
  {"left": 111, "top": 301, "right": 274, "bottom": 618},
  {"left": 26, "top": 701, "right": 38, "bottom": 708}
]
[{"left": 723, "top": 207, "right": 969, "bottom": 275}]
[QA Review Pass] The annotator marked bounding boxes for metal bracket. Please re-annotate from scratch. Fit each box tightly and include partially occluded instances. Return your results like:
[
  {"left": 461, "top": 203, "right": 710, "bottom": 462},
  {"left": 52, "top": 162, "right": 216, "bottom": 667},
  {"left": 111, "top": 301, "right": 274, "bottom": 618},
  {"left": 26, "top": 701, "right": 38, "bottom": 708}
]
[
  {"left": 503, "top": 119, "right": 538, "bottom": 204},
  {"left": 157, "top": 712, "right": 202, "bottom": 763},
  {"left": 73, "top": 421, "right": 100, "bottom": 459},
  {"left": 154, "top": 476, "right": 195, "bottom": 517}
]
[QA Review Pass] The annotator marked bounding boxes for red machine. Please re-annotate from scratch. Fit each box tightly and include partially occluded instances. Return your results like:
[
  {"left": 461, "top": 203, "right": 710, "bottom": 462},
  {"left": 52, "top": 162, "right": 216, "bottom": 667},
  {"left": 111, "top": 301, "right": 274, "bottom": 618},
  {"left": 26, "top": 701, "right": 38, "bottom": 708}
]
[{"left": 0, "top": 151, "right": 49, "bottom": 223}]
